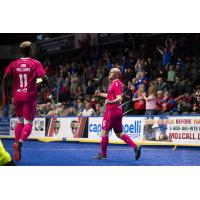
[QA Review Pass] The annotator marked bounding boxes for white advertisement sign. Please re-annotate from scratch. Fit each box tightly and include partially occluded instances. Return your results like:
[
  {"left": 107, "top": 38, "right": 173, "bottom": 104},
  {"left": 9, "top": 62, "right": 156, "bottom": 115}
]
[
  {"left": 166, "top": 116, "right": 200, "bottom": 144},
  {"left": 10, "top": 118, "right": 46, "bottom": 138},
  {"left": 46, "top": 117, "right": 88, "bottom": 139},
  {"left": 88, "top": 117, "right": 144, "bottom": 142}
]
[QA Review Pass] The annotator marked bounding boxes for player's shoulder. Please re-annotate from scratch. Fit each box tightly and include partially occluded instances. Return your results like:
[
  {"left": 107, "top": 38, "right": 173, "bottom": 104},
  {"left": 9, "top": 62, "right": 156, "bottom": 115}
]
[
  {"left": 10, "top": 59, "right": 20, "bottom": 65},
  {"left": 29, "top": 58, "right": 42, "bottom": 65}
]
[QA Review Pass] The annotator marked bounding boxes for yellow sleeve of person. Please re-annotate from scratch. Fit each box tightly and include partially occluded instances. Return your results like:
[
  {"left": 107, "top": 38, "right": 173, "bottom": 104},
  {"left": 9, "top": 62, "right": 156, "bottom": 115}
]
[{"left": 0, "top": 139, "right": 12, "bottom": 166}]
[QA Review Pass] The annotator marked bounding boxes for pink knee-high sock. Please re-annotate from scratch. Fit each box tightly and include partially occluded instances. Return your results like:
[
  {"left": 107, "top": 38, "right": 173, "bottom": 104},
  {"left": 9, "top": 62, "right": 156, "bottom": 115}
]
[
  {"left": 101, "top": 135, "right": 109, "bottom": 157},
  {"left": 20, "top": 124, "right": 33, "bottom": 142},
  {"left": 120, "top": 134, "right": 137, "bottom": 149},
  {"left": 14, "top": 123, "right": 24, "bottom": 143}
]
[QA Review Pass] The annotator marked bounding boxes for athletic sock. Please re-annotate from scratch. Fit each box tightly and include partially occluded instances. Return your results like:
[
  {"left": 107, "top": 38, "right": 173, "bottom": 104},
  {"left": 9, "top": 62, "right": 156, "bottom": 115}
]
[
  {"left": 20, "top": 124, "right": 33, "bottom": 142},
  {"left": 101, "top": 135, "right": 109, "bottom": 157},
  {"left": 120, "top": 134, "right": 137, "bottom": 149},
  {"left": 14, "top": 123, "right": 24, "bottom": 143}
]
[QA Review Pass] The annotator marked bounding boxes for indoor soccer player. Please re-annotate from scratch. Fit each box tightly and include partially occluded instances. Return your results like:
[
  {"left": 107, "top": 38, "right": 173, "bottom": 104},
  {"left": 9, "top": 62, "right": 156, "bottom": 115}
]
[
  {"left": 95, "top": 68, "right": 141, "bottom": 160},
  {"left": 2, "top": 41, "right": 52, "bottom": 161}
]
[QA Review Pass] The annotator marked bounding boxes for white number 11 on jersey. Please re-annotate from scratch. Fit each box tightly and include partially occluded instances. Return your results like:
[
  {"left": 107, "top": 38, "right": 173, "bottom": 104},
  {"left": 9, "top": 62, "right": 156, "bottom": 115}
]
[{"left": 19, "top": 74, "right": 28, "bottom": 88}]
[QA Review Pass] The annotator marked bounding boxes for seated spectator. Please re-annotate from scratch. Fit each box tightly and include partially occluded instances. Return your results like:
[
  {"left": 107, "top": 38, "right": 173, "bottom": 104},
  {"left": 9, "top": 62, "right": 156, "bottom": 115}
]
[
  {"left": 161, "top": 91, "right": 177, "bottom": 114},
  {"left": 54, "top": 103, "right": 63, "bottom": 116},
  {"left": 46, "top": 102, "right": 53, "bottom": 114},
  {"left": 38, "top": 104, "right": 47, "bottom": 116},
  {"left": 90, "top": 95, "right": 99, "bottom": 109},
  {"left": 157, "top": 77, "right": 168, "bottom": 92},
  {"left": 175, "top": 93, "right": 193, "bottom": 113},
  {"left": 192, "top": 94, "right": 200, "bottom": 113},
  {"left": 156, "top": 90, "right": 164, "bottom": 113},
  {"left": 77, "top": 101, "right": 84, "bottom": 114},
  {"left": 132, "top": 84, "right": 146, "bottom": 115},
  {"left": 95, "top": 103, "right": 104, "bottom": 116},
  {"left": 77, "top": 101, "right": 96, "bottom": 117}
]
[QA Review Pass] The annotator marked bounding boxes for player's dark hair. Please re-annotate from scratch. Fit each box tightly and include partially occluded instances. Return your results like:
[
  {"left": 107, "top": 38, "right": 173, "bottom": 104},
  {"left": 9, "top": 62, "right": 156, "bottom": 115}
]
[{"left": 19, "top": 41, "right": 32, "bottom": 57}]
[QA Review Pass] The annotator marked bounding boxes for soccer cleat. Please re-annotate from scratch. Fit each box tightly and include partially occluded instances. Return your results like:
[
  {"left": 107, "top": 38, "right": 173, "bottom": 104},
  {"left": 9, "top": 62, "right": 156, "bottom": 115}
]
[
  {"left": 13, "top": 143, "right": 21, "bottom": 161},
  {"left": 93, "top": 153, "right": 107, "bottom": 159},
  {"left": 135, "top": 145, "right": 142, "bottom": 160}
]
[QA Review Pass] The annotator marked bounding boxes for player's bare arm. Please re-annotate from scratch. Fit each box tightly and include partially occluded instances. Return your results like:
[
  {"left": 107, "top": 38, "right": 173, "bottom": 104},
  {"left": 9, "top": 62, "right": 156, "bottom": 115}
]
[
  {"left": 105, "top": 95, "right": 122, "bottom": 105},
  {"left": 95, "top": 89, "right": 107, "bottom": 98}
]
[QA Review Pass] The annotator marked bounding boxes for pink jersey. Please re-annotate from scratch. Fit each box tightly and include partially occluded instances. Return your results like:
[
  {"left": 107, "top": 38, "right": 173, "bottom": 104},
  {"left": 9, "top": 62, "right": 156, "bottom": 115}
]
[
  {"left": 106, "top": 79, "right": 122, "bottom": 110},
  {"left": 5, "top": 58, "right": 46, "bottom": 102}
]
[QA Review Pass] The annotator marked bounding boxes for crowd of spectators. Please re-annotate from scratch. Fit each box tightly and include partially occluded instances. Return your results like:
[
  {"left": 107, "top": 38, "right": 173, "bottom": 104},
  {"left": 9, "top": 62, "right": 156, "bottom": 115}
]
[{"left": 1, "top": 34, "right": 200, "bottom": 117}]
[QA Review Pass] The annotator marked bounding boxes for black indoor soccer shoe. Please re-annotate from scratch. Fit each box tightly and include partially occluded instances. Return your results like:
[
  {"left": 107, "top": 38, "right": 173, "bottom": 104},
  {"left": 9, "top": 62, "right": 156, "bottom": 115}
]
[
  {"left": 93, "top": 153, "right": 107, "bottom": 160},
  {"left": 135, "top": 145, "right": 142, "bottom": 160}
]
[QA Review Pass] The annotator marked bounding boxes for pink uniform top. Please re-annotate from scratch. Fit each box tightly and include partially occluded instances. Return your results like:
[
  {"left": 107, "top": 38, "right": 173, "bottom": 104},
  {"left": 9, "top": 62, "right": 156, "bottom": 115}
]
[
  {"left": 5, "top": 58, "right": 46, "bottom": 102},
  {"left": 106, "top": 79, "right": 122, "bottom": 110}
]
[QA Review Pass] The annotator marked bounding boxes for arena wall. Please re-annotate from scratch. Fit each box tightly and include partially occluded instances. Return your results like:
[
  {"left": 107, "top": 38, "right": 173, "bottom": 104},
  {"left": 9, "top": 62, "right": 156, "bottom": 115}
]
[{"left": 1, "top": 115, "right": 200, "bottom": 146}]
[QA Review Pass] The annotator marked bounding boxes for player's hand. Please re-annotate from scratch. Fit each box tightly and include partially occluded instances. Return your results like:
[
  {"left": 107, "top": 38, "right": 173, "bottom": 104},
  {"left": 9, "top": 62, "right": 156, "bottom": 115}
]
[
  {"left": 105, "top": 99, "right": 112, "bottom": 105},
  {"left": 95, "top": 89, "right": 101, "bottom": 97}
]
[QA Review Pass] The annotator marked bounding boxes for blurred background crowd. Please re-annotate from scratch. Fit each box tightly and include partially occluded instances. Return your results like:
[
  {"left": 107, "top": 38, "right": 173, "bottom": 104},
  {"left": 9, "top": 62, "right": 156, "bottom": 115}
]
[{"left": 1, "top": 33, "right": 200, "bottom": 117}]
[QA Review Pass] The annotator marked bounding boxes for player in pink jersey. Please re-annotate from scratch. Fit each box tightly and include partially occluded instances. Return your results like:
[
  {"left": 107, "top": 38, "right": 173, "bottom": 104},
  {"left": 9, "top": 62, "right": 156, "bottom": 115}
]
[
  {"left": 2, "top": 41, "right": 52, "bottom": 161},
  {"left": 94, "top": 68, "right": 141, "bottom": 160}
]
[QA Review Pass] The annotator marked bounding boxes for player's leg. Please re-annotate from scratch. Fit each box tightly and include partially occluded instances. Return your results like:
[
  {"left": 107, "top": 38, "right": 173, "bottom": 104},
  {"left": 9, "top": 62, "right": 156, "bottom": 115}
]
[
  {"left": 14, "top": 102, "right": 24, "bottom": 143},
  {"left": 14, "top": 100, "right": 36, "bottom": 161},
  {"left": 94, "top": 110, "right": 111, "bottom": 159},
  {"left": 113, "top": 109, "right": 141, "bottom": 160},
  {"left": 13, "top": 102, "right": 24, "bottom": 161},
  {"left": 115, "top": 131, "right": 141, "bottom": 160},
  {"left": 20, "top": 100, "right": 36, "bottom": 143},
  {"left": 94, "top": 130, "right": 109, "bottom": 159},
  {"left": 0, "top": 140, "right": 16, "bottom": 166}
]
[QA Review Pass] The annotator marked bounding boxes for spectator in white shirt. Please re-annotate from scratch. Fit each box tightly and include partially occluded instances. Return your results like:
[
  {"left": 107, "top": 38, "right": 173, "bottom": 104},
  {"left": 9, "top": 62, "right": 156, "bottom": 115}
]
[
  {"left": 77, "top": 101, "right": 96, "bottom": 117},
  {"left": 144, "top": 86, "right": 158, "bottom": 115}
]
